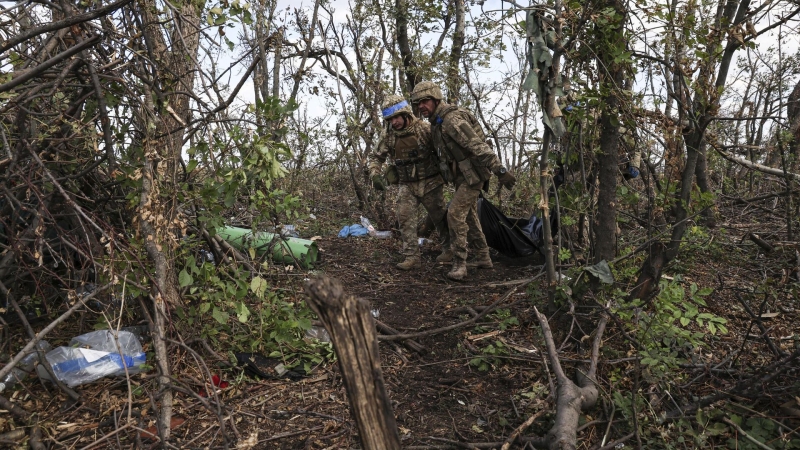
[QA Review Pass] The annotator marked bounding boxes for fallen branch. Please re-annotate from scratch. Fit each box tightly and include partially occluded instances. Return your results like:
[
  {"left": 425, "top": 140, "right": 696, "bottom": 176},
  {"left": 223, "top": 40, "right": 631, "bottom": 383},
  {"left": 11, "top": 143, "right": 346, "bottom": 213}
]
[
  {"left": 596, "top": 432, "right": 635, "bottom": 450},
  {"left": 533, "top": 307, "right": 608, "bottom": 449},
  {"left": 500, "top": 409, "right": 546, "bottom": 450},
  {"left": 418, "top": 435, "right": 549, "bottom": 449},
  {"left": 488, "top": 272, "right": 546, "bottom": 288},
  {"left": 665, "top": 346, "right": 800, "bottom": 420},
  {"left": 748, "top": 233, "right": 774, "bottom": 253},
  {"left": 0, "top": 395, "right": 29, "bottom": 420},
  {"left": 259, "top": 426, "right": 324, "bottom": 443},
  {"left": 734, "top": 293, "right": 786, "bottom": 358},
  {"left": 713, "top": 147, "right": 800, "bottom": 182},
  {"left": 379, "top": 285, "right": 519, "bottom": 342},
  {"left": 722, "top": 418, "right": 776, "bottom": 450},
  {"left": 374, "top": 318, "right": 428, "bottom": 355},
  {"left": 724, "top": 189, "right": 796, "bottom": 205}
]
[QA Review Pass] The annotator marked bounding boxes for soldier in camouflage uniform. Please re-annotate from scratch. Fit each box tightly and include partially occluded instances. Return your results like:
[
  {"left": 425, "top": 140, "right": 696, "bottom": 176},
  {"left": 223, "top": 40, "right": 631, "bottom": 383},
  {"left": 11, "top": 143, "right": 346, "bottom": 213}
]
[
  {"left": 368, "top": 94, "right": 450, "bottom": 270},
  {"left": 411, "top": 82, "right": 517, "bottom": 281}
]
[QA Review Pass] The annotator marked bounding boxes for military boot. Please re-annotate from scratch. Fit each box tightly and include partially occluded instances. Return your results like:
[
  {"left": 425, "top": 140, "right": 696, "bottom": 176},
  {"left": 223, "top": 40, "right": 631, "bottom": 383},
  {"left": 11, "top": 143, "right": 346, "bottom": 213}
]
[
  {"left": 468, "top": 248, "right": 493, "bottom": 269},
  {"left": 396, "top": 256, "right": 420, "bottom": 271},
  {"left": 447, "top": 259, "right": 468, "bottom": 281},
  {"left": 436, "top": 248, "right": 453, "bottom": 264}
]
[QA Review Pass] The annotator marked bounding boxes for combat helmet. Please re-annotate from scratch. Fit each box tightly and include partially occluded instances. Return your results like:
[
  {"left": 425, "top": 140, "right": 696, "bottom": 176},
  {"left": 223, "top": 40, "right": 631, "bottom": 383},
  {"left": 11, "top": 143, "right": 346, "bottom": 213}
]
[
  {"left": 410, "top": 81, "right": 443, "bottom": 103},
  {"left": 381, "top": 94, "right": 413, "bottom": 120}
]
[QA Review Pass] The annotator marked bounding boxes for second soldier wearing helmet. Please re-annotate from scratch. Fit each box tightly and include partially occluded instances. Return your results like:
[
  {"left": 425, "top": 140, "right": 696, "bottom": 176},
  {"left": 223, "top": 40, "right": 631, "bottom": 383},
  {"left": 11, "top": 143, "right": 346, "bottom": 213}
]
[
  {"left": 367, "top": 94, "right": 450, "bottom": 270},
  {"left": 411, "top": 81, "right": 517, "bottom": 281}
]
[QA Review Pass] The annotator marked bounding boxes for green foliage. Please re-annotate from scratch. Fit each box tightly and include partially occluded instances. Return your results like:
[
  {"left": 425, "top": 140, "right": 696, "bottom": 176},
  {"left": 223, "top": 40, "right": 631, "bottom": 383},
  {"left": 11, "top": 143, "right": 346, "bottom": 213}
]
[
  {"left": 613, "top": 277, "right": 727, "bottom": 382},
  {"left": 492, "top": 308, "right": 519, "bottom": 331},
  {"left": 174, "top": 253, "right": 323, "bottom": 369},
  {"left": 164, "top": 95, "right": 327, "bottom": 370},
  {"left": 190, "top": 98, "right": 299, "bottom": 232},
  {"left": 727, "top": 414, "right": 800, "bottom": 449},
  {"left": 469, "top": 340, "right": 510, "bottom": 372},
  {"left": 468, "top": 309, "right": 520, "bottom": 371}
]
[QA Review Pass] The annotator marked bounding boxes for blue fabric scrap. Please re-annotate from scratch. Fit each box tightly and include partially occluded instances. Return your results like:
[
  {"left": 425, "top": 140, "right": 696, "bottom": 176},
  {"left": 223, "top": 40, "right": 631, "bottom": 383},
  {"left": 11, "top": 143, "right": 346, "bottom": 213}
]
[{"left": 338, "top": 224, "right": 369, "bottom": 238}]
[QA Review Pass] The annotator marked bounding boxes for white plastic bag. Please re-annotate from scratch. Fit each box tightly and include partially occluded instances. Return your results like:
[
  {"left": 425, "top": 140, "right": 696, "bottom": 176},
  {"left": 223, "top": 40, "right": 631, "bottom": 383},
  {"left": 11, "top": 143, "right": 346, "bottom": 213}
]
[
  {"left": 38, "top": 330, "right": 146, "bottom": 387},
  {"left": 360, "top": 216, "right": 376, "bottom": 236}
]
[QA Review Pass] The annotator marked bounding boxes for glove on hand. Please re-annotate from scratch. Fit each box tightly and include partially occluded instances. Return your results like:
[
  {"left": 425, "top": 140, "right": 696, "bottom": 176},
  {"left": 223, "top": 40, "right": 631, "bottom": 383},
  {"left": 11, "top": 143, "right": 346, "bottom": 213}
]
[
  {"left": 372, "top": 174, "right": 387, "bottom": 191},
  {"left": 497, "top": 171, "right": 517, "bottom": 190}
]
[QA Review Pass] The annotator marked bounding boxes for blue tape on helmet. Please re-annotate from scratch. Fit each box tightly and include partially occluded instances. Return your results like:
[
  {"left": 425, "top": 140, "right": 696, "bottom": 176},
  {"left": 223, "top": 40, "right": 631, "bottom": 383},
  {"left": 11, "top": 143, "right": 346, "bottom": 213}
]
[{"left": 382, "top": 100, "right": 409, "bottom": 118}]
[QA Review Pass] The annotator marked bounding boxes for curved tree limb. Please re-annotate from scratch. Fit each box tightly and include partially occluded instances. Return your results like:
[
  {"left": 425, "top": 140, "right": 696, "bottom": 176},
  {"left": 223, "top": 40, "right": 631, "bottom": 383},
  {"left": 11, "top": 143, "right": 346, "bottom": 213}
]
[
  {"left": 0, "top": 35, "right": 100, "bottom": 94},
  {"left": 712, "top": 145, "right": 800, "bottom": 182},
  {"left": 534, "top": 307, "right": 608, "bottom": 450},
  {"left": 0, "top": 0, "right": 131, "bottom": 55}
]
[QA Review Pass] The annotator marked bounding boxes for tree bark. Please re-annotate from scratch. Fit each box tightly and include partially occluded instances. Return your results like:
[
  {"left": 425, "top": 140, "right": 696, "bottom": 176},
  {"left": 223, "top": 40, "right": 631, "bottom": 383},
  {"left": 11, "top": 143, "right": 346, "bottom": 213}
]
[
  {"left": 395, "top": 0, "right": 418, "bottom": 94},
  {"left": 534, "top": 307, "right": 607, "bottom": 450},
  {"left": 304, "top": 276, "right": 401, "bottom": 450},
  {"left": 786, "top": 78, "right": 800, "bottom": 158},
  {"left": 636, "top": 0, "right": 752, "bottom": 298},
  {"left": 539, "top": 130, "right": 558, "bottom": 309},
  {"left": 593, "top": 0, "right": 627, "bottom": 263},
  {"left": 446, "top": 0, "right": 465, "bottom": 103}
]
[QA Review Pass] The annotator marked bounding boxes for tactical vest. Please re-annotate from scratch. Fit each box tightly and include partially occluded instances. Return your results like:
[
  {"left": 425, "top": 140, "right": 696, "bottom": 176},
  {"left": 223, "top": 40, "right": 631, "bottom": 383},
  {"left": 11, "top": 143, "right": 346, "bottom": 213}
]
[
  {"left": 431, "top": 105, "right": 492, "bottom": 185},
  {"left": 389, "top": 125, "right": 439, "bottom": 183}
]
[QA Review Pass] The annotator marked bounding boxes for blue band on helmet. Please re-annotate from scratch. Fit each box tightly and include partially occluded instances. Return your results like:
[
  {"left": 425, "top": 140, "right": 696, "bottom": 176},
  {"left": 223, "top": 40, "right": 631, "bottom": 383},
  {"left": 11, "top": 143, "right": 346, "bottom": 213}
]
[{"left": 382, "top": 100, "right": 409, "bottom": 118}]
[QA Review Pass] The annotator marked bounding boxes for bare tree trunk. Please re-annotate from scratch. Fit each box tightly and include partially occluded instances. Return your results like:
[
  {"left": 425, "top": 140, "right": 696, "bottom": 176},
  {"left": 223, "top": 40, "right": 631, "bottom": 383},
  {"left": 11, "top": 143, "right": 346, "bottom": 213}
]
[
  {"left": 395, "top": 0, "right": 418, "bottom": 94},
  {"left": 788, "top": 78, "right": 800, "bottom": 158},
  {"left": 137, "top": 0, "right": 205, "bottom": 437},
  {"left": 634, "top": 0, "right": 753, "bottom": 299},
  {"left": 138, "top": 87, "right": 178, "bottom": 440},
  {"left": 540, "top": 130, "right": 557, "bottom": 308},
  {"left": 593, "top": 0, "right": 627, "bottom": 263},
  {"left": 304, "top": 277, "right": 401, "bottom": 450},
  {"left": 446, "top": 0, "right": 465, "bottom": 103}
]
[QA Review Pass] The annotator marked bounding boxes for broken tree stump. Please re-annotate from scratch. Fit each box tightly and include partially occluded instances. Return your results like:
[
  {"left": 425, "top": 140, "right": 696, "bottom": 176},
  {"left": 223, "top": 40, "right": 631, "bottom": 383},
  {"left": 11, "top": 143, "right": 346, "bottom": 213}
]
[{"left": 304, "top": 276, "right": 401, "bottom": 450}]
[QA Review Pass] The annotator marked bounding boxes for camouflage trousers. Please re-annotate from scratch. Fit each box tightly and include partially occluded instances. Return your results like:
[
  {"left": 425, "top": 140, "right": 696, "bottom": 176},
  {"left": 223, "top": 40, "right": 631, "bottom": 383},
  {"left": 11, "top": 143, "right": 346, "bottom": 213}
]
[
  {"left": 447, "top": 180, "right": 488, "bottom": 261},
  {"left": 397, "top": 184, "right": 449, "bottom": 258}
]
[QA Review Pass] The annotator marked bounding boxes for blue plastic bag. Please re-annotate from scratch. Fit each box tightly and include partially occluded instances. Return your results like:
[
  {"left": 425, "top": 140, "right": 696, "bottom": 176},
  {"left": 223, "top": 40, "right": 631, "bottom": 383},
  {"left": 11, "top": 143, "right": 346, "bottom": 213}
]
[{"left": 338, "top": 224, "right": 369, "bottom": 238}]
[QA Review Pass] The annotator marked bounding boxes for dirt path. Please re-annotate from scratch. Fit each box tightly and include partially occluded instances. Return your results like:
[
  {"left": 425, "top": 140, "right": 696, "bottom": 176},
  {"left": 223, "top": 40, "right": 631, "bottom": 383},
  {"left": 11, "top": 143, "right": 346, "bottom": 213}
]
[{"left": 311, "top": 236, "right": 551, "bottom": 446}]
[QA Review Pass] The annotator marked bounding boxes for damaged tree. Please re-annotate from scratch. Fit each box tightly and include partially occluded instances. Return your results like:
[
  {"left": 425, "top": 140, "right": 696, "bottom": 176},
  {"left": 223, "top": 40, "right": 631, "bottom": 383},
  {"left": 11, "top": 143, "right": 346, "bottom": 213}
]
[
  {"left": 532, "top": 308, "right": 608, "bottom": 450},
  {"left": 304, "top": 276, "right": 401, "bottom": 450}
]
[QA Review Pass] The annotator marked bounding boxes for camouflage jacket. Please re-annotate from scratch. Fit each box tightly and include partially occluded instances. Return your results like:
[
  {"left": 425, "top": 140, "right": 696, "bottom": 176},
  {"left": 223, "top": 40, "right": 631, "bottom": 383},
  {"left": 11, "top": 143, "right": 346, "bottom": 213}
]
[
  {"left": 368, "top": 116, "right": 444, "bottom": 195},
  {"left": 430, "top": 101, "right": 503, "bottom": 186}
]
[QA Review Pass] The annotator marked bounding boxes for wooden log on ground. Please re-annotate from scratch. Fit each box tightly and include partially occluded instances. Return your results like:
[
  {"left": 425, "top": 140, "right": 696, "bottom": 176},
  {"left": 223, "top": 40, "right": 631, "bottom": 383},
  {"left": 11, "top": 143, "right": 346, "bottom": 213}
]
[
  {"left": 749, "top": 233, "right": 774, "bottom": 253},
  {"left": 304, "top": 276, "right": 401, "bottom": 450}
]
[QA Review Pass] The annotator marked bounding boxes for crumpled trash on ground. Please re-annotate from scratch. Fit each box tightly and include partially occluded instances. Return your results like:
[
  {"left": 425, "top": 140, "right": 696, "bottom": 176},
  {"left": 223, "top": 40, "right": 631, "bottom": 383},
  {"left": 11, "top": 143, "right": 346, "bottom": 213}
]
[
  {"left": 199, "top": 374, "right": 229, "bottom": 397},
  {"left": 305, "top": 326, "right": 331, "bottom": 343},
  {"left": 264, "top": 224, "right": 300, "bottom": 238},
  {"left": 234, "top": 353, "right": 306, "bottom": 380},
  {"left": 37, "top": 330, "right": 146, "bottom": 387},
  {"left": 338, "top": 216, "right": 392, "bottom": 238},
  {"left": 0, "top": 341, "right": 52, "bottom": 393},
  {"left": 338, "top": 224, "right": 370, "bottom": 238}
]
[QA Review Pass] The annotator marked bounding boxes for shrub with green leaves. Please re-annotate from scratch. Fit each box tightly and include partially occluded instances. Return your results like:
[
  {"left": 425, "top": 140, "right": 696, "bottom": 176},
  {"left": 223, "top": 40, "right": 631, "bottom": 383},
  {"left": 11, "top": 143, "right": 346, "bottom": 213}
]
[{"left": 614, "top": 276, "right": 728, "bottom": 381}]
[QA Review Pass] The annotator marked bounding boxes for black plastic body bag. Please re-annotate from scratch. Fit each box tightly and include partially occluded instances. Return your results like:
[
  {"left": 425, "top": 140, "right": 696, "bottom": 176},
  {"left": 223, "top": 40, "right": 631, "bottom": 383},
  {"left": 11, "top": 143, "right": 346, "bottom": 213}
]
[{"left": 477, "top": 197, "right": 550, "bottom": 258}]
